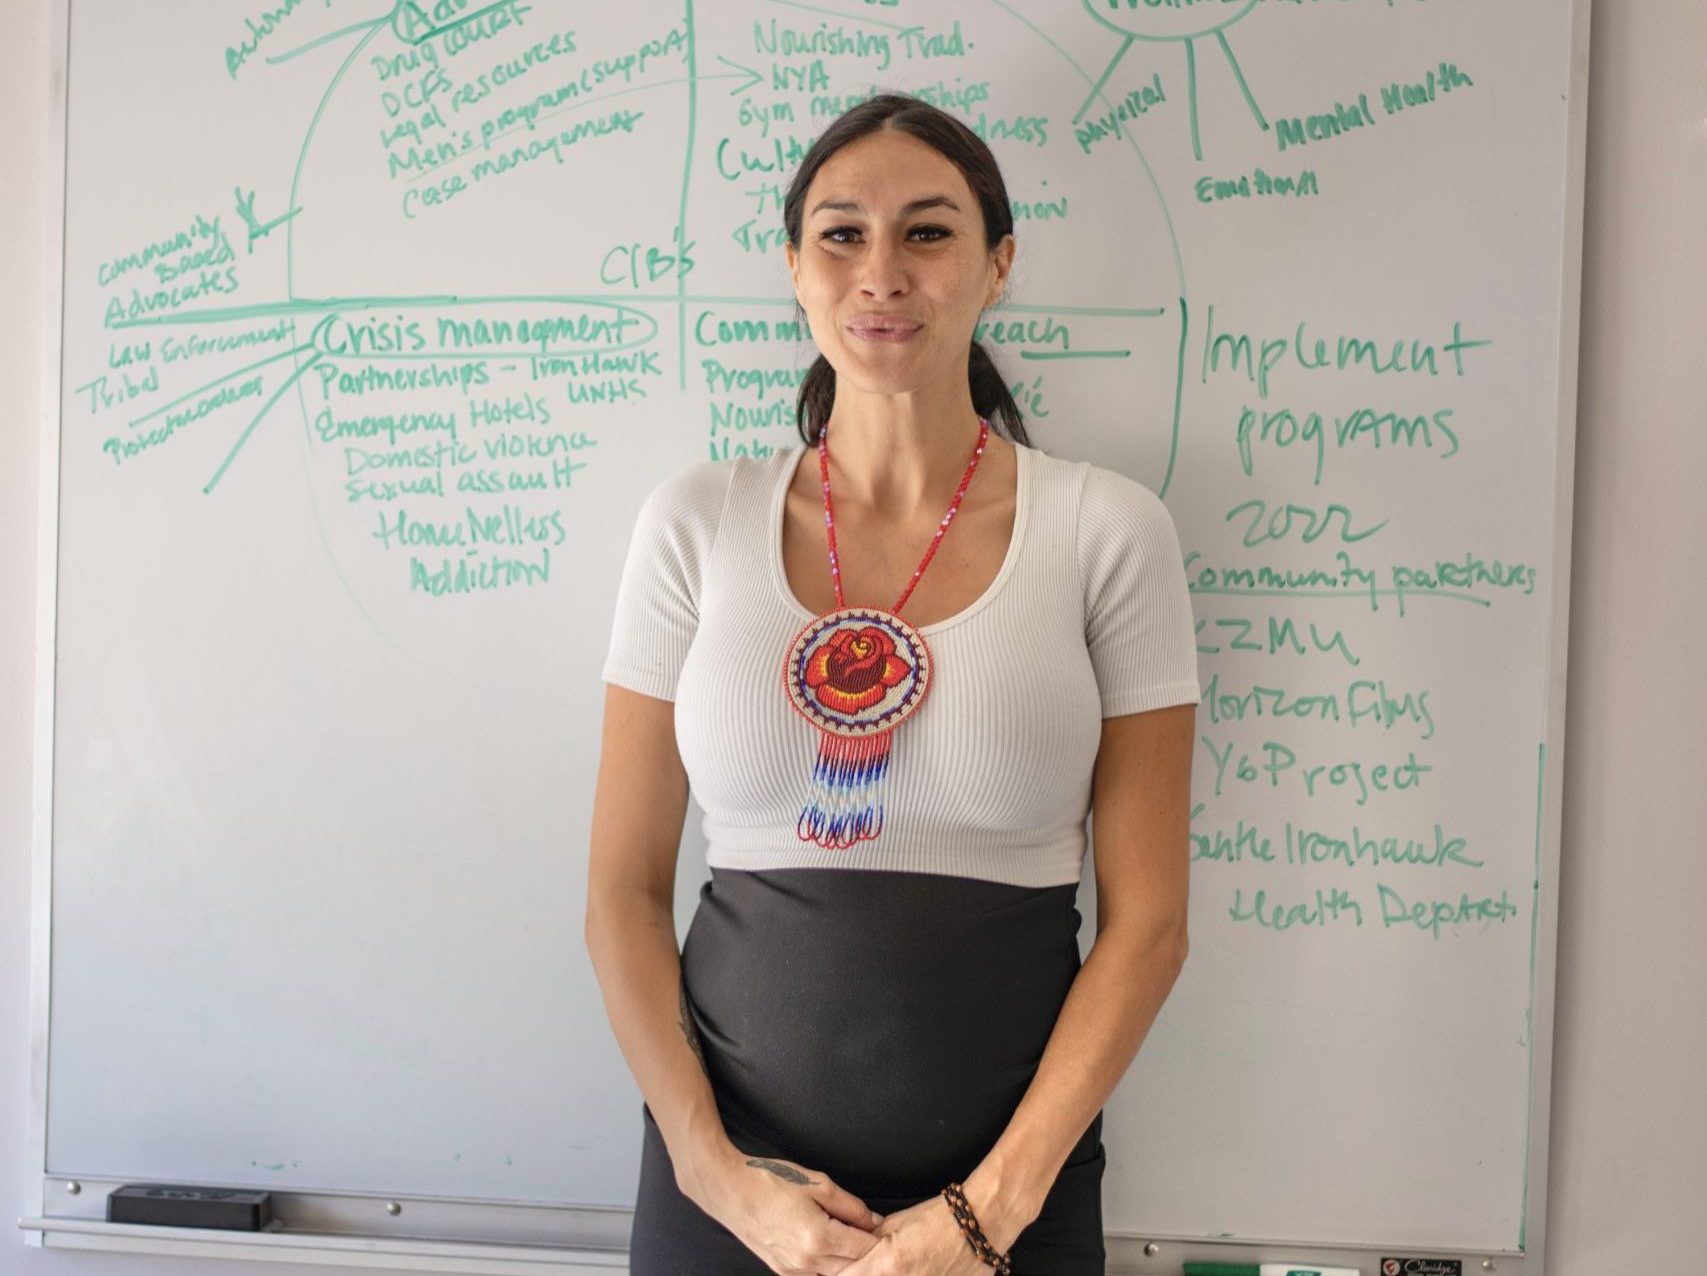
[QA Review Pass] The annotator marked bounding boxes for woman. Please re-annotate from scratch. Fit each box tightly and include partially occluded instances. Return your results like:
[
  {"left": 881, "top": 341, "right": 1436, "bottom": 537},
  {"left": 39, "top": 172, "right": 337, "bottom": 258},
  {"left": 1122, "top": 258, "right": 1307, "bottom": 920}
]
[{"left": 587, "top": 92, "right": 1199, "bottom": 1275}]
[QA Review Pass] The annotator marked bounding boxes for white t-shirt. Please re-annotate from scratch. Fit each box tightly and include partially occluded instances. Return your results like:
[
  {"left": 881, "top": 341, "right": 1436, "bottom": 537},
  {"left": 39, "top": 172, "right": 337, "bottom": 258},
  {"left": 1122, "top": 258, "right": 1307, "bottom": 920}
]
[{"left": 600, "top": 441, "right": 1201, "bottom": 888}]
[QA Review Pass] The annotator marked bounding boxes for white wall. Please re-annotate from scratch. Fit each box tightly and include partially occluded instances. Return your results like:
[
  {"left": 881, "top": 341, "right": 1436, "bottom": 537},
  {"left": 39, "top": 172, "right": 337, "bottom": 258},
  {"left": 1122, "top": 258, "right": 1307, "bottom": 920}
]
[{"left": 2, "top": 2, "right": 1700, "bottom": 1272}]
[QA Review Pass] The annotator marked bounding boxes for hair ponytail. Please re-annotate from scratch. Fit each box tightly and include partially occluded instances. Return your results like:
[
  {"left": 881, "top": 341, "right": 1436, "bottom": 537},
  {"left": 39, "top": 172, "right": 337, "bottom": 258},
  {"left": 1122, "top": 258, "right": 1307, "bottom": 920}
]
[
  {"left": 968, "top": 340, "right": 1026, "bottom": 444},
  {"left": 793, "top": 351, "right": 838, "bottom": 446}
]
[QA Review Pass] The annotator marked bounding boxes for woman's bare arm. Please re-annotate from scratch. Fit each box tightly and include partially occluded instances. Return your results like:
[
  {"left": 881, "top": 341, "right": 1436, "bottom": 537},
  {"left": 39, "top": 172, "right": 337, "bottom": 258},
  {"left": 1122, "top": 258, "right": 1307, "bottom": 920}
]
[
  {"left": 585, "top": 683, "right": 888, "bottom": 1271},
  {"left": 952, "top": 701, "right": 1196, "bottom": 1251},
  {"left": 584, "top": 682, "right": 735, "bottom": 1203}
]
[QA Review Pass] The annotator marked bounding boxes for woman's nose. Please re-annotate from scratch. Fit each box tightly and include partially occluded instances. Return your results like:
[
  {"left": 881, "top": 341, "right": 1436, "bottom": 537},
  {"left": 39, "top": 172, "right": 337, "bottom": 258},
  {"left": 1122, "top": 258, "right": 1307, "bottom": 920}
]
[{"left": 858, "top": 234, "right": 909, "bottom": 297}]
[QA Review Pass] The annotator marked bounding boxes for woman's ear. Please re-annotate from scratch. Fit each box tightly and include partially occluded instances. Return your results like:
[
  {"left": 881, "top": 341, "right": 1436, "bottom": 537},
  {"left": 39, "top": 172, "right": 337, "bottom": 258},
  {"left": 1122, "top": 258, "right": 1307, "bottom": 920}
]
[
  {"left": 986, "top": 233, "right": 1015, "bottom": 308},
  {"left": 784, "top": 240, "right": 799, "bottom": 299}
]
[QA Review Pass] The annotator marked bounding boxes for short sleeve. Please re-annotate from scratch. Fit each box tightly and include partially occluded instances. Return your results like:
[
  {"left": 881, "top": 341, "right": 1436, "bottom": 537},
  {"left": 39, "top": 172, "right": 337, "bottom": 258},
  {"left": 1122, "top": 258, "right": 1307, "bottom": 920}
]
[
  {"left": 600, "top": 461, "right": 733, "bottom": 702},
  {"left": 1075, "top": 464, "right": 1201, "bottom": 717}
]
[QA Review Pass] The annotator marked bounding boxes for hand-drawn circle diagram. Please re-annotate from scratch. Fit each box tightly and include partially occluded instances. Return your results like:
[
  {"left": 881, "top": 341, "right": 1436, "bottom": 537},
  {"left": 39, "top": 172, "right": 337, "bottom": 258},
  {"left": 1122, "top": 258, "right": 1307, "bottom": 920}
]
[{"left": 265, "top": 0, "right": 1264, "bottom": 664}]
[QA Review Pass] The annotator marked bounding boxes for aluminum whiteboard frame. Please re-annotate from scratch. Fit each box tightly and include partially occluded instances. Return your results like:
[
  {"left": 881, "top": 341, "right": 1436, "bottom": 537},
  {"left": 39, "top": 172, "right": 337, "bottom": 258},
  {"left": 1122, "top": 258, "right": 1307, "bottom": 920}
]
[{"left": 24, "top": 0, "right": 1590, "bottom": 1269}]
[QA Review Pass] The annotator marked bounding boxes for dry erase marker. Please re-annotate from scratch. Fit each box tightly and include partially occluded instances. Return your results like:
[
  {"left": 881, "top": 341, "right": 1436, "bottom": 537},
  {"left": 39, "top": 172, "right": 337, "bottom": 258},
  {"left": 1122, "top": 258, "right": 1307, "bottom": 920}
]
[{"left": 1183, "top": 1264, "right": 1360, "bottom": 1276}]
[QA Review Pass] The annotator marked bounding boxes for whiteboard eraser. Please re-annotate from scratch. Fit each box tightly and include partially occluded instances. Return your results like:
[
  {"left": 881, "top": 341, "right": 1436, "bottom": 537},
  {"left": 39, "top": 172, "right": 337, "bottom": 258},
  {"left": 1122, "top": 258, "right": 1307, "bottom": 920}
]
[{"left": 107, "top": 1184, "right": 273, "bottom": 1230}]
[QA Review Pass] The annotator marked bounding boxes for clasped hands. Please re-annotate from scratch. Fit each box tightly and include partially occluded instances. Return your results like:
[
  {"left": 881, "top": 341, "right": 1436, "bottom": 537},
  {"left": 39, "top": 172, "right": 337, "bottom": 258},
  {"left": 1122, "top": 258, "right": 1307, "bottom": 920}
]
[{"left": 690, "top": 1142, "right": 1022, "bottom": 1275}]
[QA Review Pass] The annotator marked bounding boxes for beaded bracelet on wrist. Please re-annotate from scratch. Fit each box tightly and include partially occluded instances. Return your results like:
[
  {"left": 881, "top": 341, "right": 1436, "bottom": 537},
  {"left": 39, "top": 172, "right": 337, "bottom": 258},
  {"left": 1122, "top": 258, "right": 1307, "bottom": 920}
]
[{"left": 940, "top": 1181, "right": 1012, "bottom": 1274}]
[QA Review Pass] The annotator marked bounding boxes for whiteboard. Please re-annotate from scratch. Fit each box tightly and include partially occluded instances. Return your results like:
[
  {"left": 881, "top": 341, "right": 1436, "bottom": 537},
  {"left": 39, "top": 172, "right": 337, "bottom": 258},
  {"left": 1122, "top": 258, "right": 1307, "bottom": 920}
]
[{"left": 31, "top": 0, "right": 1586, "bottom": 1269}]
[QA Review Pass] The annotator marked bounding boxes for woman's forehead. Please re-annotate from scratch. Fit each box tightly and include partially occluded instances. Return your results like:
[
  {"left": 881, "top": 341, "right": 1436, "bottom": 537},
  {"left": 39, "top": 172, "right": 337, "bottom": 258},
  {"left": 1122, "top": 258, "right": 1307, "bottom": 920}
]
[{"left": 807, "top": 133, "right": 971, "bottom": 211}]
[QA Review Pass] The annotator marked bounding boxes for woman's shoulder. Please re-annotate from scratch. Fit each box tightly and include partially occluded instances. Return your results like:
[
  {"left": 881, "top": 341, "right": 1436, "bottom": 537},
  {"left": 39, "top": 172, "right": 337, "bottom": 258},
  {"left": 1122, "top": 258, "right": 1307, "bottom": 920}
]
[
  {"left": 635, "top": 450, "right": 783, "bottom": 528},
  {"left": 650, "top": 447, "right": 797, "bottom": 501},
  {"left": 1074, "top": 455, "right": 1175, "bottom": 538},
  {"left": 1021, "top": 446, "right": 1172, "bottom": 531},
  {"left": 1014, "top": 446, "right": 1183, "bottom": 589},
  {"left": 640, "top": 454, "right": 732, "bottom": 511},
  {"left": 628, "top": 449, "right": 798, "bottom": 569}
]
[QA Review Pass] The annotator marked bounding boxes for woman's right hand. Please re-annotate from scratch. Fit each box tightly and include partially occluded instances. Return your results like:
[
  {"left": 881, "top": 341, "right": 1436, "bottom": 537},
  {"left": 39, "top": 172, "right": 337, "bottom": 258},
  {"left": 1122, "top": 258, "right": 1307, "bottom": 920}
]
[{"left": 684, "top": 1140, "right": 887, "bottom": 1275}]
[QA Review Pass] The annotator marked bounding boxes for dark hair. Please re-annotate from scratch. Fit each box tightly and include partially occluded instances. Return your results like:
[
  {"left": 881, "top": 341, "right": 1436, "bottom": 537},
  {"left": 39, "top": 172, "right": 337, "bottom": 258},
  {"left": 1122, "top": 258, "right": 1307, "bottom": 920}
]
[{"left": 782, "top": 92, "right": 1031, "bottom": 449}]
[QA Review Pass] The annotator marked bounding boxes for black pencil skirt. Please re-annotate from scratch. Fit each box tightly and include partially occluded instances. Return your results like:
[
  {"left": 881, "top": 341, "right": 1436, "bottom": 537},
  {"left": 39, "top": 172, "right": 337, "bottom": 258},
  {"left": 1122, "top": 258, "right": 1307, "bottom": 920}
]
[{"left": 627, "top": 866, "right": 1107, "bottom": 1275}]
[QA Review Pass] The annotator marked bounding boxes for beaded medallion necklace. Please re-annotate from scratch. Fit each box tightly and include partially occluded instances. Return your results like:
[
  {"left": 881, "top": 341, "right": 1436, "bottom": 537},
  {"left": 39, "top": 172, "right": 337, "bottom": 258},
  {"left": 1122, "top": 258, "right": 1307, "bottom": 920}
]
[{"left": 781, "top": 415, "right": 990, "bottom": 849}]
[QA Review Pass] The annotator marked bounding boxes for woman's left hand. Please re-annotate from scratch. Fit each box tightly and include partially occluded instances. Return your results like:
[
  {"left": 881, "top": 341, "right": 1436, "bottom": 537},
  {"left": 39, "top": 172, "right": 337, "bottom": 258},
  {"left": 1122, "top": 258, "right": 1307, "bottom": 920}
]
[{"left": 833, "top": 1191, "right": 1003, "bottom": 1275}]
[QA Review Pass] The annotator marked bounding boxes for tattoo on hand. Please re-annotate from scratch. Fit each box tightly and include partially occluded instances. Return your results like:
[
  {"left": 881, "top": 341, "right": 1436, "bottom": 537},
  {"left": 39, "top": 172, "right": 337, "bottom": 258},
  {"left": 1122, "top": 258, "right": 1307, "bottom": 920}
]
[
  {"left": 678, "top": 975, "right": 709, "bottom": 1076},
  {"left": 747, "top": 1158, "right": 816, "bottom": 1185}
]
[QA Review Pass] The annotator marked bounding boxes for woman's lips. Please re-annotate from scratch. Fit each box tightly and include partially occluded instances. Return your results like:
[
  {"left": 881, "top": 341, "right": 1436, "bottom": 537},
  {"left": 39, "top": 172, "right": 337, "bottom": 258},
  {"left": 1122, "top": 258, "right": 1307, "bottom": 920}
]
[{"left": 847, "top": 317, "right": 922, "bottom": 344}]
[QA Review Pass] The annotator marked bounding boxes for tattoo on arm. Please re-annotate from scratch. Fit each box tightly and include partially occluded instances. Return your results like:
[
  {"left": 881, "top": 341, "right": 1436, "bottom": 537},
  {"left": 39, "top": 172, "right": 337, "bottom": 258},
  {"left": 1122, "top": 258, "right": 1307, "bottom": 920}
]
[
  {"left": 678, "top": 973, "right": 709, "bottom": 1076},
  {"left": 747, "top": 1158, "right": 816, "bottom": 1185}
]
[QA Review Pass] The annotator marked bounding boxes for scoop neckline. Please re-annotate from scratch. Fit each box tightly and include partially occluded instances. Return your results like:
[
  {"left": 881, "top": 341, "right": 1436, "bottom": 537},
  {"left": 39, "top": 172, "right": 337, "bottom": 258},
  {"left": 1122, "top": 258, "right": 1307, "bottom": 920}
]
[{"left": 767, "top": 436, "right": 1032, "bottom": 637}]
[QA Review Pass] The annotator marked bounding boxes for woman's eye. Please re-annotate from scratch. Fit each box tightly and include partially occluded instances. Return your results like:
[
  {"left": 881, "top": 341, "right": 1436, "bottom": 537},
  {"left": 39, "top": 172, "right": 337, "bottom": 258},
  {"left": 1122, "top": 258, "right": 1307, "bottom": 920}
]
[{"left": 820, "top": 225, "right": 951, "bottom": 244}]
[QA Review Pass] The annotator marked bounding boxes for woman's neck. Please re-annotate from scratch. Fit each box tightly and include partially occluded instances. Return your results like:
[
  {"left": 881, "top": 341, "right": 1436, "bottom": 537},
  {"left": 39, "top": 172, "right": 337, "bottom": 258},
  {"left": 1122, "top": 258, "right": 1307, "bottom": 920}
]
[{"left": 819, "top": 386, "right": 989, "bottom": 515}]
